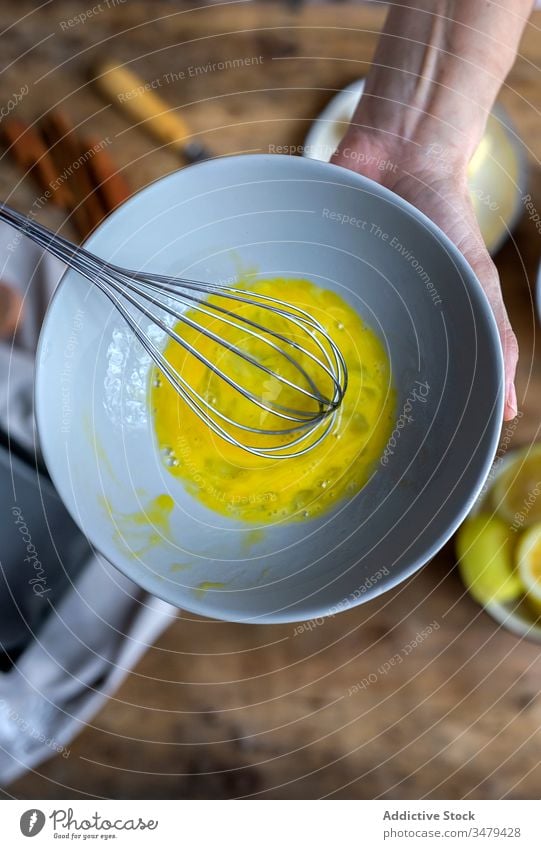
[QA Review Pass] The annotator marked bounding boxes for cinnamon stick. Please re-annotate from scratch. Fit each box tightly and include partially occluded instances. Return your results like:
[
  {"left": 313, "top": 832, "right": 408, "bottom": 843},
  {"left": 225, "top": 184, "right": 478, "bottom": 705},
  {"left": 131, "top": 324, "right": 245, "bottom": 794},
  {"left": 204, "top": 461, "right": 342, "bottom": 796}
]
[
  {"left": 2, "top": 119, "right": 73, "bottom": 208},
  {"left": 81, "top": 134, "right": 131, "bottom": 213},
  {"left": 40, "top": 110, "right": 107, "bottom": 238},
  {"left": 0, "top": 281, "right": 23, "bottom": 339}
]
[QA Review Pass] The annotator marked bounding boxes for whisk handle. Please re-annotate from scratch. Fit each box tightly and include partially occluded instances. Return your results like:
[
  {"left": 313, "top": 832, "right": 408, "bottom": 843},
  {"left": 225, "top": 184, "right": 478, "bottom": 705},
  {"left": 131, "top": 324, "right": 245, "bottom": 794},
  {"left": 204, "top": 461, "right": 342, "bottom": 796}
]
[{"left": 0, "top": 202, "right": 97, "bottom": 271}]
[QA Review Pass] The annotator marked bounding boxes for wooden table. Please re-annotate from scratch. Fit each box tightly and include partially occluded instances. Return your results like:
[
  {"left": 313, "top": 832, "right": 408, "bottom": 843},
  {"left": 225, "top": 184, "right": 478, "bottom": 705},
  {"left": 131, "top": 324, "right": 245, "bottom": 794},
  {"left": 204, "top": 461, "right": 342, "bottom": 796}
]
[{"left": 1, "top": 1, "right": 540, "bottom": 800}]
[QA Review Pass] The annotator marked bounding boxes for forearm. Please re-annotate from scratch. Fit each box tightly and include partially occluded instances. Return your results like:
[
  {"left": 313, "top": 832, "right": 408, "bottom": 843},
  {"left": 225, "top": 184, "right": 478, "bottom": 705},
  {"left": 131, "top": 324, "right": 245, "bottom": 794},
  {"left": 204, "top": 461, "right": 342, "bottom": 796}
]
[{"left": 350, "top": 0, "right": 534, "bottom": 167}]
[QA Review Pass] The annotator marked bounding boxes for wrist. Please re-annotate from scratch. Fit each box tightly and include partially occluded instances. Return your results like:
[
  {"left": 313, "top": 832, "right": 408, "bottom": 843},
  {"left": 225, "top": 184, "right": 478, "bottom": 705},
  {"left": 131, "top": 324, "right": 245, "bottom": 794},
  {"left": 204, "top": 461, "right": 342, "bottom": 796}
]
[
  {"left": 335, "top": 123, "right": 471, "bottom": 190},
  {"left": 348, "top": 0, "right": 533, "bottom": 174}
]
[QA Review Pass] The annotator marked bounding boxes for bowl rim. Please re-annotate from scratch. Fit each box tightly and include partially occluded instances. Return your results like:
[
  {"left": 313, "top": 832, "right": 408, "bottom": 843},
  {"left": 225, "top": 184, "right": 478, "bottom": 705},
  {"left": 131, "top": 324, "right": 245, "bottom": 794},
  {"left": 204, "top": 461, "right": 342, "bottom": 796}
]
[{"left": 34, "top": 152, "right": 505, "bottom": 623}]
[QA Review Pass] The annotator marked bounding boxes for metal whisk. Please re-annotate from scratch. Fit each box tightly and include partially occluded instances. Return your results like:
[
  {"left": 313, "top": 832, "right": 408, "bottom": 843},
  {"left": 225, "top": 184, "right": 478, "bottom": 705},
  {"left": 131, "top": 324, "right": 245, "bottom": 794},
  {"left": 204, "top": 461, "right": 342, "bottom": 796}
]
[{"left": 0, "top": 203, "right": 347, "bottom": 459}]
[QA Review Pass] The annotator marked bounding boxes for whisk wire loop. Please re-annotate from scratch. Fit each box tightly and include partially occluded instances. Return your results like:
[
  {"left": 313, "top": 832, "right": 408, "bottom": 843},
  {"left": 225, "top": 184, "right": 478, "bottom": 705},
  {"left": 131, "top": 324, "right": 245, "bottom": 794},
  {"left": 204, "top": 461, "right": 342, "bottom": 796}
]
[{"left": 0, "top": 202, "right": 348, "bottom": 458}]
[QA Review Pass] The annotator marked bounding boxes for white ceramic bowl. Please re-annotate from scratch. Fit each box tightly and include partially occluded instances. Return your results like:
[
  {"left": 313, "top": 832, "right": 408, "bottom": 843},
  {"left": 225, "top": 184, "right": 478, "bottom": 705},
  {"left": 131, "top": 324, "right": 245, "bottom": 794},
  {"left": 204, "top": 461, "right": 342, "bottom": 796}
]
[{"left": 35, "top": 154, "right": 504, "bottom": 623}]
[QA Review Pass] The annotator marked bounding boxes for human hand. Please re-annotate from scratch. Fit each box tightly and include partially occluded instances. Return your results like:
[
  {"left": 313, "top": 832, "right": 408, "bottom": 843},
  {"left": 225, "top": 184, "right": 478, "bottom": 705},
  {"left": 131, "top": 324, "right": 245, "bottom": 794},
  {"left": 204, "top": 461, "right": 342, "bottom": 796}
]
[
  {"left": 328, "top": 0, "right": 533, "bottom": 422},
  {"left": 331, "top": 133, "right": 518, "bottom": 421}
]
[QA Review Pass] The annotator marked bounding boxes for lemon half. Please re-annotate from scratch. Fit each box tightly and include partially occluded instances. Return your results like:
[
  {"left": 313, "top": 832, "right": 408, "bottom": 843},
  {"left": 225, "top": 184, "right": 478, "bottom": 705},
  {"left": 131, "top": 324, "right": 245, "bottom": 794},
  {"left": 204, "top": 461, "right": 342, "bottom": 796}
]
[
  {"left": 456, "top": 514, "right": 523, "bottom": 606},
  {"left": 517, "top": 523, "right": 541, "bottom": 615},
  {"left": 492, "top": 446, "right": 541, "bottom": 528}
]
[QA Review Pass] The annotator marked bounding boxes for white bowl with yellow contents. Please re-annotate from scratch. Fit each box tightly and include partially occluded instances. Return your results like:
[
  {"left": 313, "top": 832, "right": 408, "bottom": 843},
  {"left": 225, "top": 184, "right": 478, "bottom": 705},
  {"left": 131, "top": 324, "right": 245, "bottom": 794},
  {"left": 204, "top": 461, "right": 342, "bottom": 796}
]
[{"left": 35, "top": 154, "right": 504, "bottom": 623}]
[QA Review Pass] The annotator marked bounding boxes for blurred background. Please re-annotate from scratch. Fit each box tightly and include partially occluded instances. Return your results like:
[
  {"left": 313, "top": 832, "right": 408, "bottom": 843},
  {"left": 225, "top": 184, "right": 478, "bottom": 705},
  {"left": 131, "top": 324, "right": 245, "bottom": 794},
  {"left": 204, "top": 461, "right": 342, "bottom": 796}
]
[{"left": 0, "top": 0, "right": 540, "bottom": 799}]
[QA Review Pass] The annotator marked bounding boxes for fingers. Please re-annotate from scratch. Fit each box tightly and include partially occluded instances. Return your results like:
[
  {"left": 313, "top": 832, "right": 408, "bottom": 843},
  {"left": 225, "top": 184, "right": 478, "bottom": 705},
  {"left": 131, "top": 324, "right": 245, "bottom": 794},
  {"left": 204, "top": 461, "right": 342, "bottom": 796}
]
[
  {"left": 473, "top": 272, "right": 518, "bottom": 421},
  {"left": 423, "top": 193, "right": 518, "bottom": 424},
  {"left": 501, "top": 319, "right": 519, "bottom": 421},
  {"left": 464, "top": 247, "right": 518, "bottom": 422}
]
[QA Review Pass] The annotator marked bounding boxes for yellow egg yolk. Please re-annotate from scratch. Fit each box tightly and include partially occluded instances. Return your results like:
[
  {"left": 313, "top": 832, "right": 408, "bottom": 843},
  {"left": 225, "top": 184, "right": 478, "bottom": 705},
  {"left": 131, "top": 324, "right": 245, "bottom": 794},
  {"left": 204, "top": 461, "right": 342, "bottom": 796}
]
[{"left": 151, "top": 277, "right": 395, "bottom": 523}]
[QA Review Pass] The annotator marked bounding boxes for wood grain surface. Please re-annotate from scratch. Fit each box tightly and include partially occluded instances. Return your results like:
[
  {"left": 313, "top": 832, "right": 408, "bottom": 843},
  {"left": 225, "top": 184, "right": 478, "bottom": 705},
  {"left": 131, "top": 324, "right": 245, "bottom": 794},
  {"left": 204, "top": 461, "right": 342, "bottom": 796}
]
[{"left": 0, "top": 1, "right": 540, "bottom": 800}]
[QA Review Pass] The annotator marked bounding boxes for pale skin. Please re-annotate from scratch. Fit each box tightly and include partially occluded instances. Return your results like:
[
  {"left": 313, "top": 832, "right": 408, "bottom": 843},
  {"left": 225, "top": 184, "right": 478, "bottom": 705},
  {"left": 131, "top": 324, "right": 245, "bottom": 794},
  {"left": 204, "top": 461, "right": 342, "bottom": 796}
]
[{"left": 332, "top": 0, "right": 534, "bottom": 421}]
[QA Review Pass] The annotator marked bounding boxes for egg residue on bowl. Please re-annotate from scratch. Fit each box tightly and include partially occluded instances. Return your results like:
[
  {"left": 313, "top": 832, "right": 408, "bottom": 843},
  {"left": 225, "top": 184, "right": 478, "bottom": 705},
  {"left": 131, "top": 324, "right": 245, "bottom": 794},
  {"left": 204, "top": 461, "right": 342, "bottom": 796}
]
[{"left": 151, "top": 277, "right": 395, "bottom": 523}]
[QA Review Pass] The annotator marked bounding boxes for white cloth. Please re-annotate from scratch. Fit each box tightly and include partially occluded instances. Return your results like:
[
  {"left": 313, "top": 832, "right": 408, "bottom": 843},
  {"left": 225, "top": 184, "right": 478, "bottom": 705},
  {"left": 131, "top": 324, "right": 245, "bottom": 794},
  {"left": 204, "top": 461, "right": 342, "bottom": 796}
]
[{"left": 0, "top": 224, "right": 177, "bottom": 786}]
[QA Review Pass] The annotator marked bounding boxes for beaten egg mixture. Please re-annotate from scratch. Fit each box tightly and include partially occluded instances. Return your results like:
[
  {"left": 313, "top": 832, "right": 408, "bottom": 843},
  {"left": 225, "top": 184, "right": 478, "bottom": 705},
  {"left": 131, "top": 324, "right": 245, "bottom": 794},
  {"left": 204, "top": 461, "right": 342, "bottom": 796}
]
[{"left": 151, "top": 277, "right": 395, "bottom": 523}]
